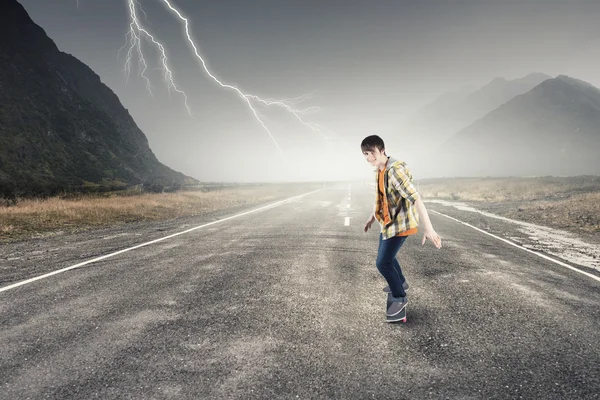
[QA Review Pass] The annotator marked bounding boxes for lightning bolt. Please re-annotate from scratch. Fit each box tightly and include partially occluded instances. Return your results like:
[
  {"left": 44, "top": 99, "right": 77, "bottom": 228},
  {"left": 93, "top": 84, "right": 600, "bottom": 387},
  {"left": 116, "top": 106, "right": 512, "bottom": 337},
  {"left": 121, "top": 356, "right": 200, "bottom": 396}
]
[
  {"left": 114, "top": 0, "right": 331, "bottom": 155},
  {"left": 118, "top": 0, "right": 192, "bottom": 116},
  {"left": 156, "top": 0, "right": 284, "bottom": 154},
  {"left": 163, "top": 0, "right": 333, "bottom": 153}
]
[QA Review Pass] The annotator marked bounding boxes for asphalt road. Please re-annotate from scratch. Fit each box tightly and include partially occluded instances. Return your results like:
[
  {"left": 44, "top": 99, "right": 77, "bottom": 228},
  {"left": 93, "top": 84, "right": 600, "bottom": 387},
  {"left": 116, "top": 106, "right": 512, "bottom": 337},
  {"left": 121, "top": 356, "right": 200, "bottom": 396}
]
[{"left": 1, "top": 183, "right": 599, "bottom": 399}]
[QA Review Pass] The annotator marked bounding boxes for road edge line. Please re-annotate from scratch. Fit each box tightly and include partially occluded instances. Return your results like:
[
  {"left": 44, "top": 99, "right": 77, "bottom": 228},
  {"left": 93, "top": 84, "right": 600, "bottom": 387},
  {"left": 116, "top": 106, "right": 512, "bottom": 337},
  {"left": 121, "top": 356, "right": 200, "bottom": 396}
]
[
  {"left": 0, "top": 188, "right": 323, "bottom": 294},
  {"left": 430, "top": 210, "right": 600, "bottom": 283}
]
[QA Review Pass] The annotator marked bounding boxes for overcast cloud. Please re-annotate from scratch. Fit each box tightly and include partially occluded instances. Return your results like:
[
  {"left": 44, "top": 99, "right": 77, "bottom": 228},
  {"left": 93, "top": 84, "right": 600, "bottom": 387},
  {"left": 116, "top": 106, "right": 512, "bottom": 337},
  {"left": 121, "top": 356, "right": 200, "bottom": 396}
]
[{"left": 17, "top": 0, "right": 600, "bottom": 182}]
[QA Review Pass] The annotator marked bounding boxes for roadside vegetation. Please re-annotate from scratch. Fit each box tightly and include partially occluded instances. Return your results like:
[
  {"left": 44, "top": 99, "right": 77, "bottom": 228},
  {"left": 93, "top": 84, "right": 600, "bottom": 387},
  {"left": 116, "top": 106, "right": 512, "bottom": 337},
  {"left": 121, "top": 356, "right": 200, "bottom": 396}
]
[
  {"left": 417, "top": 176, "right": 600, "bottom": 234},
  {"left": 0, "top": 183, "right": 322, "bottom": 242},
  {"left": 2, "top": 176, "right": 599, "bottom": 242}
]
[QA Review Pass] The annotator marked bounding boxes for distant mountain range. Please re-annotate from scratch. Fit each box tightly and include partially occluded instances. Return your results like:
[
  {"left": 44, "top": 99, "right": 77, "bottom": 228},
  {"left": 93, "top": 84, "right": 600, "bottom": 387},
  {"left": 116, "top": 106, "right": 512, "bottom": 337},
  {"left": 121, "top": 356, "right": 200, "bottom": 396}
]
[
  {"left": 434, "top": 75, "right": 600, "bottom": 177},
  {"left": 400, "top": 73, "right": 600, "bottom": 178},
  {"left": 400, "top": 72, "right": 551, "bottom": 149},
  {"left": 0, "top": 0, "right": 197, "bottom": 197}
]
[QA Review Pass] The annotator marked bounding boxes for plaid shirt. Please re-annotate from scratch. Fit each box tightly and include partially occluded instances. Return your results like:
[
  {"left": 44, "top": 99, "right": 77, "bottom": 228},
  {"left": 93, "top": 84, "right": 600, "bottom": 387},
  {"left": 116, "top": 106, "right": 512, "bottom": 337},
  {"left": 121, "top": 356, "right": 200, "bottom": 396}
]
[{"left": 373, "top": 157, "right": 421, "bottom": 239}]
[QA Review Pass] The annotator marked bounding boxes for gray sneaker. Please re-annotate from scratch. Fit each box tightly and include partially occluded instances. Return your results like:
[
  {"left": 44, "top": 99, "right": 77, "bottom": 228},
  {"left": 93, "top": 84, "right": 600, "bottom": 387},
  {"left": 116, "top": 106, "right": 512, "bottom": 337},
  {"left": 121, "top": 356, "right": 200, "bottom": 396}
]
[
  {"left": 383, "top": 281, "right": 409, "bottom": 294},
  {"left": 386, "top": 296, "right": 408, "bottom": 317}
]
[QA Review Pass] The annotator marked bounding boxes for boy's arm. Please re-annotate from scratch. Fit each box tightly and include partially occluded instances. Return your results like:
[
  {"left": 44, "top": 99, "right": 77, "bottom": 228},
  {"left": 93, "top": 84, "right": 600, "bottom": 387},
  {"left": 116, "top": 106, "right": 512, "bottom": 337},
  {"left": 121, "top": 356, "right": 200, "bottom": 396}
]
[
  {"left": 389, "top": 164, "right": 441, "bottom": 248},
  {"left": 389, "top": 166, "right": 420, "bottom": 204},
  {"left": 415, "top": 198, "right": 442, "bottom": 248}
]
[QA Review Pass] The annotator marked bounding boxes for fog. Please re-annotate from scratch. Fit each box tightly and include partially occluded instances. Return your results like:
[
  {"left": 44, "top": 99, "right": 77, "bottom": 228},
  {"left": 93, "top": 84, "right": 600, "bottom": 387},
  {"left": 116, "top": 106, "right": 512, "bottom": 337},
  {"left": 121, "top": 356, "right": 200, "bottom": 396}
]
[{"left": 19, "top": 0, "right": 600, "bottom": 182}]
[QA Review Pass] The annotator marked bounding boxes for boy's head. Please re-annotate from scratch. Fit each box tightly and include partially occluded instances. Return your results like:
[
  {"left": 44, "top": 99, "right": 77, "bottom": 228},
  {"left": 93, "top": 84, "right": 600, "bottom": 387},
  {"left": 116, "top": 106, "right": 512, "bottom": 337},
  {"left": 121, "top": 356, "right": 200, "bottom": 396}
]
[
  {"left": 361, "top": 135, "right": 388, "bottom": 168},
  {"left": 361, "top": 135, "right": 385, "bottom": 154}
]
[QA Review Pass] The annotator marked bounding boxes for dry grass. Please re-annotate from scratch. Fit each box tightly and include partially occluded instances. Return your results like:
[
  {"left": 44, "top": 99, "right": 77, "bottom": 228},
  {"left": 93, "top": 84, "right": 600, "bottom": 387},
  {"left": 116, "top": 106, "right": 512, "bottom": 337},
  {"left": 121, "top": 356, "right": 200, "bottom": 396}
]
[
  {"left": 0, "top": 184, "right": 320, "bottom": 241},
  {"left": 500, "top": 192, "right": 600, "bottom": 233},
  {"left": 417, "top": 176, "right": 600, "bottom": 233},
  {"left": 417, "top": 176, "right": 600, "bottom": 202}
]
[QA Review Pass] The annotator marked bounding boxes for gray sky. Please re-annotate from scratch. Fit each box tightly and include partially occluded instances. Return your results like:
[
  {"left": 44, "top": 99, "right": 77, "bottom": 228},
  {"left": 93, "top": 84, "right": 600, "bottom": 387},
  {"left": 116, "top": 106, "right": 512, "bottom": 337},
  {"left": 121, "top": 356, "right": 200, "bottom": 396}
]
[{"left": 18, "top": 0, "right": 600, "bottom": 182}]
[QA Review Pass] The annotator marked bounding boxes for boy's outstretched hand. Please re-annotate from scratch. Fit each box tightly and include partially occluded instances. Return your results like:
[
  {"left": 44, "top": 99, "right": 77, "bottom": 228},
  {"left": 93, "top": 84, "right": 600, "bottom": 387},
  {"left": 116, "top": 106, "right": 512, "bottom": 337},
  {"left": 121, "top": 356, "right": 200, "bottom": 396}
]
[
  {"left": 364, "top": 215, "right": 375, "bottom": 232},
  {"left": 422, "top": 228, "right": 442, "bottom": 249}
]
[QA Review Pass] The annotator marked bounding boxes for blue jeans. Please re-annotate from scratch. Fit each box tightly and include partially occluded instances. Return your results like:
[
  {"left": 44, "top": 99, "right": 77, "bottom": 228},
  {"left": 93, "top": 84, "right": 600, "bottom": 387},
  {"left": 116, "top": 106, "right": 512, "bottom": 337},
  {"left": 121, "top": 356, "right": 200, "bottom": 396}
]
[{"left": 376, "top": 233, "right": 408, "bottom": 299}]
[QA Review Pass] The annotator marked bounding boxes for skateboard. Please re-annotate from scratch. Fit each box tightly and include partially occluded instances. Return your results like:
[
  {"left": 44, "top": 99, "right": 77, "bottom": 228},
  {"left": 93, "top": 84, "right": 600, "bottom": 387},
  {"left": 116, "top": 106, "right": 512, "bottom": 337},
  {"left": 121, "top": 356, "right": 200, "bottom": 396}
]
[{"left": 386, "top": 293, "right": 407, "bottom": 323}]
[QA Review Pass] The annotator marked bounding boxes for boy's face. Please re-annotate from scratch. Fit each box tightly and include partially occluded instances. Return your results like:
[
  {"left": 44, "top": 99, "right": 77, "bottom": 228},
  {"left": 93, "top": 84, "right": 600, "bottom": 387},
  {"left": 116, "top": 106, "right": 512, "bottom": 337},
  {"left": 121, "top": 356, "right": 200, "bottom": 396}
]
[{"left": 362, "top": 147, "right": 387, "bottom": 168}]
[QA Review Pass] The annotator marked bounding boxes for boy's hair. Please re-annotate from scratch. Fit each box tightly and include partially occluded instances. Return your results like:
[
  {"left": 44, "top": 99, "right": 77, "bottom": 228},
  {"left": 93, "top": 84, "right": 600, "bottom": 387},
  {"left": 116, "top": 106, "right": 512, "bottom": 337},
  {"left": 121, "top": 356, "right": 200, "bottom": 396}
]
[{"left": 361, "top": 135, "right": 385, "bottom": 153}]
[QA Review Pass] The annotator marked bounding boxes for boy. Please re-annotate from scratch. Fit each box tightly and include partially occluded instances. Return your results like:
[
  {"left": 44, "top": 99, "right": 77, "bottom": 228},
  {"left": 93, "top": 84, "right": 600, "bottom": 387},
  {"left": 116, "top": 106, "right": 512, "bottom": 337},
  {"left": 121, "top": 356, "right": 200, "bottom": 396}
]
[{"left": 361, "top": 135, "right": 442, "bottom": 322}]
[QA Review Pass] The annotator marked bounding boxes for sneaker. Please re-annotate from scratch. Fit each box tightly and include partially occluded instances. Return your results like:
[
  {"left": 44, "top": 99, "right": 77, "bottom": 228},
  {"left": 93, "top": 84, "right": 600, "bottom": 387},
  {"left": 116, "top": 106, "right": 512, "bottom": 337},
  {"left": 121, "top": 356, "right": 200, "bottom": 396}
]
[
  {"left": 383, "top": 281, "right": 409, "bottom": 294},
  {"left": 386, "top": 296, "right": 408, "bottom": 317}
]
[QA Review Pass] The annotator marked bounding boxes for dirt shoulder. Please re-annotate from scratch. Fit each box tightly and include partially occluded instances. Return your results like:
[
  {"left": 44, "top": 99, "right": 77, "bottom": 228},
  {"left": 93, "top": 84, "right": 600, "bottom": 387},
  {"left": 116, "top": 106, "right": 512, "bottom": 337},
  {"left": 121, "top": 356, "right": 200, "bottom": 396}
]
[
  {"left": 418, "top": 176, "right": 600, "bottom": 274},
  {"left": 417, "top": 176, "right": 600, "bottom": 237}
]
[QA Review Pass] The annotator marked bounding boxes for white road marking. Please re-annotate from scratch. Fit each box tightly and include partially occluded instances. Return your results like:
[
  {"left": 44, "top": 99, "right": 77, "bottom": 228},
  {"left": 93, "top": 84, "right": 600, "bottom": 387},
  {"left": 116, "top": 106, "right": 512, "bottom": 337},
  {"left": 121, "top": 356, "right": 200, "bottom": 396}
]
[
  {"left": 345, "top": 217, "right": 350, "bottom": 226},
  {"left": 431, "top": 210, "right": 600, "bottom": 283},
  {"left": 0, "top": 188, "right": 324, "bottom": 294},
  {"left": 428, "top": 199, "right": 600, "bottom": 270}
]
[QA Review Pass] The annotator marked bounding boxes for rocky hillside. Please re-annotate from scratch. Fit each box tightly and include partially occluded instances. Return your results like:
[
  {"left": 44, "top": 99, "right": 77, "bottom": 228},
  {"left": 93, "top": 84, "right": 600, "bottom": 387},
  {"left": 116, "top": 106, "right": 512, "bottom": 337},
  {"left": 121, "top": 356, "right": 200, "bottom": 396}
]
[
  {"left": 400, "top": 73, "right": 551, "bottom": 153},
  {"left": 0, "top": 0, "right": 197, "bottom": 197},
  {"left": 433, "top": 75, "right": 600, "bottom": 177}
]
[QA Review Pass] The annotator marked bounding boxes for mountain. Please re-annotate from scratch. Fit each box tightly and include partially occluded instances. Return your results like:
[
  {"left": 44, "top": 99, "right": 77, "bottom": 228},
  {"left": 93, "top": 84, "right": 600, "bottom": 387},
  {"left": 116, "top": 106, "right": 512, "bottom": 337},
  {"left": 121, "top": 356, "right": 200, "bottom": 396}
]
[
  {"left": 0, "top": 0, "right": 197, "bottom": 197},
  {"left": 399, "top": 72, "right": 552, "bottom": 152},
  {"left": 433, "top": 75, "right": 600, "bottom": 177}
]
